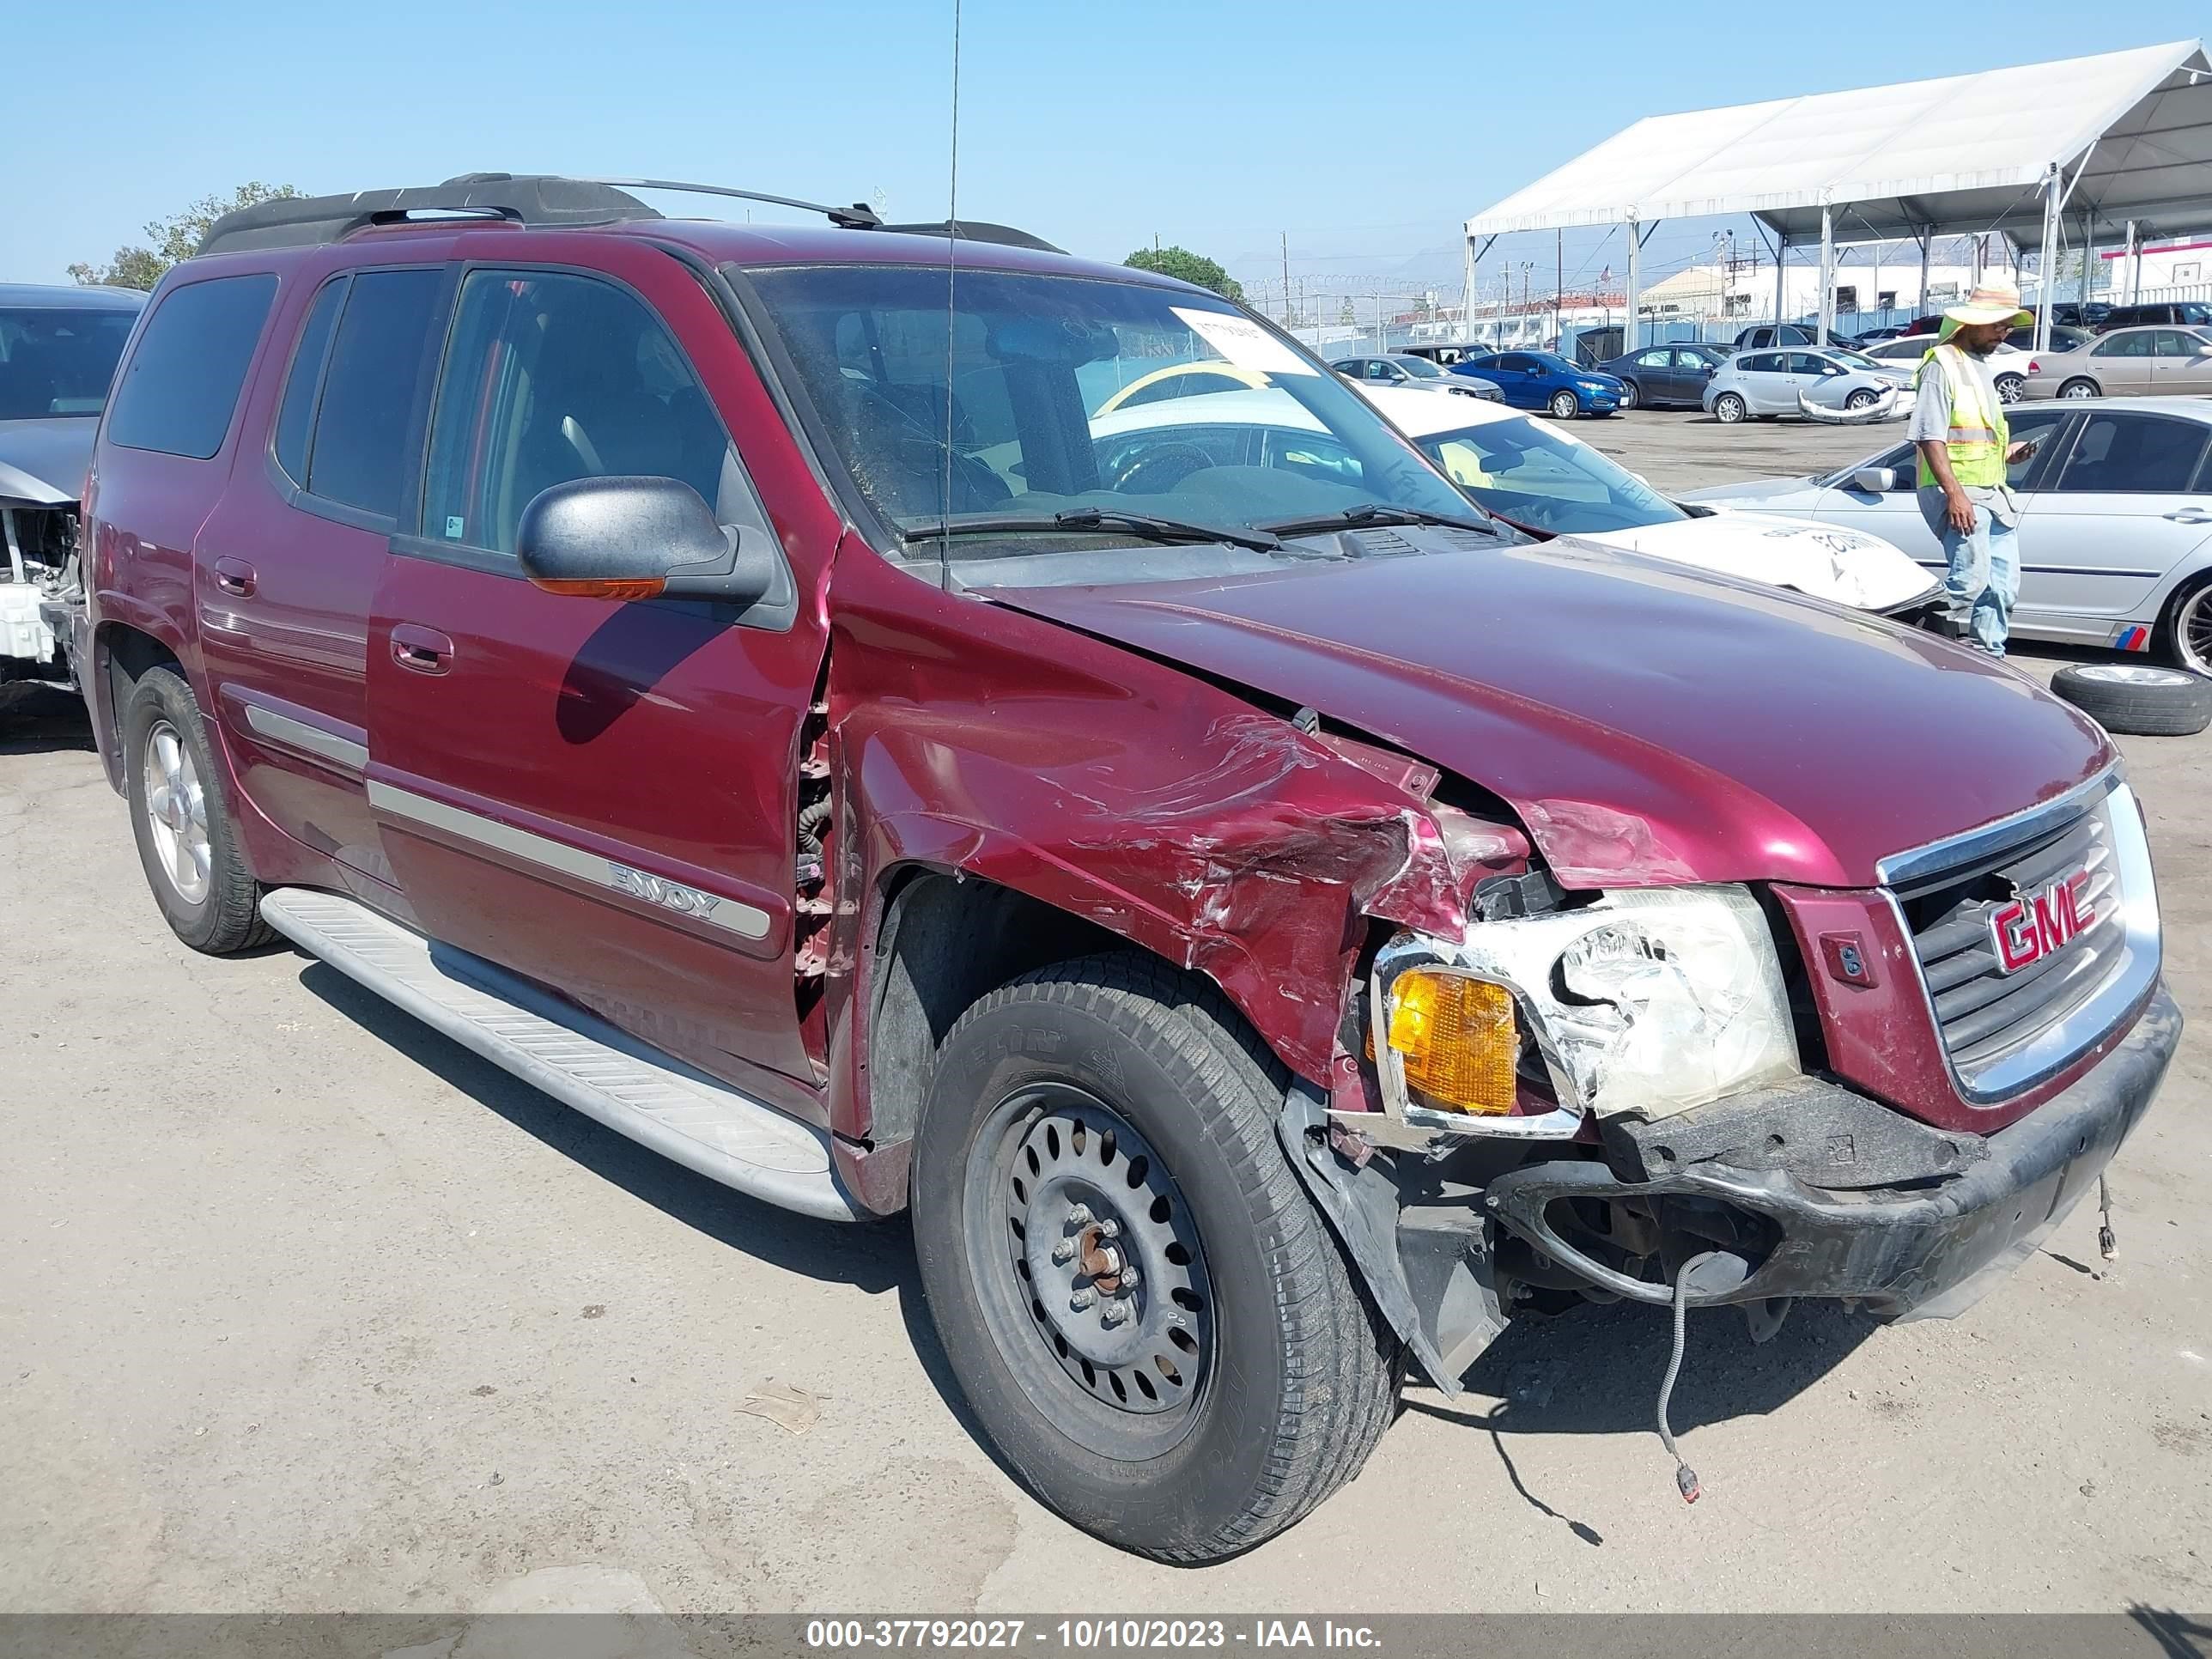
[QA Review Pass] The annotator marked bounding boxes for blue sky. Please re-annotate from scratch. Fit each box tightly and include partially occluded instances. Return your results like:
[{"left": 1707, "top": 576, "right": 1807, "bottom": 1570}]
[{"left": 9, "top": 1, "right": 2207, "bottom": 301}]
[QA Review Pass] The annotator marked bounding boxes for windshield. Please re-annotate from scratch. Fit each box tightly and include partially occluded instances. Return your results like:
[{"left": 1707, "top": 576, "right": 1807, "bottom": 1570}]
[
  {"left": 0, "top": 307, "right": 137, "bottom": 421},
  {"left": 1413, "top": 415, "right": 1685, "bottom": 534},
  {"left": 1827, "top": 349, "right": 1881, "bottom": 371},
  {"left": 1394, "top": 356, "right": 1447, "bottom": 379},
  {"left": 740, "top": 264, "right": 1477, "bottom": 568}
]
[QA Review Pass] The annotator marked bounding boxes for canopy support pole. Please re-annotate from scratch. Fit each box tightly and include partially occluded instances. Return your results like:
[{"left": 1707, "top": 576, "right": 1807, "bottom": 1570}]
[
  {"left": 1816, "top": 203, "right": 1834, "bottom": 347},
  {"left": 2079, "top": 211, "right": 2095, "bottom": 310},
  {"left": 2036, "top": 165, "right": 2061, "bottom": 352},
  {"left": 1774, "top": 234, "right": 1788, "bottom": 331},
  {"left": 1917, "top": 230, "right": 1932, "bottom": 319},
  {"left": 1624, "top": 216, "right": 1642, "bottom": 356},
  {"left": 2125, "top": 218, "right": 2141, "bottom": 302}
]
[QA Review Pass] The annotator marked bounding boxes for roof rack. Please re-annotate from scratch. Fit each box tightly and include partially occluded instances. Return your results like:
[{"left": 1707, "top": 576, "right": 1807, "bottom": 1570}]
[{"left": 196, "top": 173, "right": 1060, "bottom": 258}]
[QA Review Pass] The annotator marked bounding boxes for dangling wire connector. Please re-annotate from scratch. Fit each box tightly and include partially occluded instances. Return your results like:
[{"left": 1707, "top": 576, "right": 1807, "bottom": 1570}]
[
  {"left": 1657, "top": 1255, "right": 1705, "bottom": 1504},
  {"left": 2098, "top": 1175, "right": 2118, "bottom": 1261}
]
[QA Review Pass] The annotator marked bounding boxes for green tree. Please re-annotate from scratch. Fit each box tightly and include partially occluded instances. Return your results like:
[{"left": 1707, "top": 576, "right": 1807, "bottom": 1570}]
[
  {"left": 1123, "top": 246, "right": 1245, "bottom": 302},
  {"left": 1338, "top": 297, "right": 1356, "bottom": 326},
  {"left": 70, "top": 182, "right": 303, "bottom": 289}
]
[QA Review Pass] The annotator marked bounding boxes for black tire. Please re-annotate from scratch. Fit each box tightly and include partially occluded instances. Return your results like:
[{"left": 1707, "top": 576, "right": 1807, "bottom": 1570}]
[
  {"left": 2155, "top": 572, "right": 2212, "bottom": 679},
  {"left": 2048, "top": 662, "right": 2212, "bottom": 737},
  {"left": 122, "top": 665, "right": 272, "bottom": 952},
  {"left": 1713, "top": 392, "right": 1747, "bottom": 424},
  {"left": 2059, "top": 378, "right": 2100, "bottom": 401},
  {"left": 1845, "top": 388, "right": 1880, "bottom": 411},
  {"left": 1547, "top": 390, "right": 1580, "bottom": 420},
  {"left": 910, "top": 952, "right": 1400, "bottom": 1564},
  {"left": 1618, "top": 380, "right": 1640, "bottom": 410},
  {"left": 1996, "top": 372, "right": 2025, "bottom": 404}
]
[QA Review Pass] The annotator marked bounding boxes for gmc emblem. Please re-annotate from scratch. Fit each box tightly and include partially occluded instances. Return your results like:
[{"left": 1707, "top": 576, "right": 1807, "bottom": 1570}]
[{"left": 1989, "top": 870, "right": 2095, "bottom": 974}]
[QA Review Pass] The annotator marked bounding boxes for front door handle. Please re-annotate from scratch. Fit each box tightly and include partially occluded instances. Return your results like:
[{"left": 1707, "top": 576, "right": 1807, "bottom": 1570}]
[
  {"left": 391, "top": 623, "right": 455, "bottom": 676},
  {"left": 212, "top": 557, "right": 257, "bottom": 598},
  {"left": 2165, "top": 509, "right": 2212, "bottom": 525}
]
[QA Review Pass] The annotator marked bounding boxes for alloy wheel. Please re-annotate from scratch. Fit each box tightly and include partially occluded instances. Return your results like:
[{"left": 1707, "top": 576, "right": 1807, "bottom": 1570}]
[
  {"left": 142, "top": 719, "right": 211, "bottom": 906},
  {"left": 2178, "top": 586, "right": 2212, "bottom": 678},
  {"left": 1715, "top": 393, "right": 1746, "bottom": 423},
  {"left": 1548, "top": 391, "right": 1579, "bottom": 419},
  {"left": 964, "top": 1082, "right": 1212, "bottom": 1454},
  {"left": 2060, "top": 380, "right": 2100, "bottom": 400}
]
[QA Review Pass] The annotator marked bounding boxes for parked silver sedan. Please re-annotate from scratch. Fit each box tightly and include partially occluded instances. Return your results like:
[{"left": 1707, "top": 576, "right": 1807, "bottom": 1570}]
[
  {"left": 1703, "top": 347, "right": 1912, "bottom": 423},
  {"left": 1681, "top": 397, "right": 2212, "bottom": 672},
  {"left": 2019, "top": 325, "right": 2212, "bottom": 402}
]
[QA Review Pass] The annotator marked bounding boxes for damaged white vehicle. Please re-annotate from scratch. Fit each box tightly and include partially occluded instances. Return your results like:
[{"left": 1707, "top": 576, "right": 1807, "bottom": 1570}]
[
  {"left": 1357, "top": 386, "right": 1941, "bottom": 614},
  {"left": 1, "top": 284, "right": 144, "bottom": 706}
]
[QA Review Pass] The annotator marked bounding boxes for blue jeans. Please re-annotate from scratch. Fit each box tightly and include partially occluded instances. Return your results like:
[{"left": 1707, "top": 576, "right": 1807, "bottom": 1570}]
[{"left": 1921, "top": 493, "right": 2019, "bottom": 655}]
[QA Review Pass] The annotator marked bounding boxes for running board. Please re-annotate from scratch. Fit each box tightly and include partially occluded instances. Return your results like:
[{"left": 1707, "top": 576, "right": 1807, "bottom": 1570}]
[{"left": 259, "top": 888, "right": 861, "bottom": 1222}]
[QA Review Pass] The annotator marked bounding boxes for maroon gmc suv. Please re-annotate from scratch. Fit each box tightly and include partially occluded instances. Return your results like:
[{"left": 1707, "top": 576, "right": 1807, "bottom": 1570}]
[{"left": 68, "top": 175, "right": 2179, "bottom": 1561}]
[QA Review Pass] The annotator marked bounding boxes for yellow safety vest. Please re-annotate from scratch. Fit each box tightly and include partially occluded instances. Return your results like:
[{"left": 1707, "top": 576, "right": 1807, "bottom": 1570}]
[{"left": 1915, "top": 341, "right": 2008, "bottom": 488}]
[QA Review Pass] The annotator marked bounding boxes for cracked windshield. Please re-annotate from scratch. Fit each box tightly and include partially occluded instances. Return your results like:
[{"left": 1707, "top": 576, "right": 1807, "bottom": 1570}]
[{"left": 741, "top": 264, "right": 1486, "bottom": 570}]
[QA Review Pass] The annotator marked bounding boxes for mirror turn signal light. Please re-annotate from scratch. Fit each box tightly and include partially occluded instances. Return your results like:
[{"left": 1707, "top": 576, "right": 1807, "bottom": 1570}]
[
  {"left": 529, "top": 577, "right": 668, "bottom": 601},
  {"left": 1386, "top": 970, "right": 1518, "bottom": 1115}
]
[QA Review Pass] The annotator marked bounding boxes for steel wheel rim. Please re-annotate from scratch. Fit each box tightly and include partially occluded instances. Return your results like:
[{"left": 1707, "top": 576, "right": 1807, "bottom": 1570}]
[
  {"left": 963, "top": 1081, "right": 1212, "bottom": 1454},
  {"left": 2075, "top": 663, "right": 2195, "bottom": 685},
  {"left": 142, "top": 719, "right": 211, "bottom": 905},
  {"left": 2179, "top": 588, "right": 2212, "bottom": 678}
]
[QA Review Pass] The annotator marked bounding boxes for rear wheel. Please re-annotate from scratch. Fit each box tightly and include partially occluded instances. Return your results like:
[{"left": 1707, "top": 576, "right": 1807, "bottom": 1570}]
[
  {"left": 123, "top": 666, "right": 271, "bottom": 953},
  {"left": 2059, "top": 378, "right": 2100, "bottom": 400},
  {"left": 1617, "top": 380, "right": 1640, "bottom": 410},
  {"left": 2158, "top": 574, "right": 2212, "bottom": 678},
  {"left": 910, "top": 953, "right": 1400, "bottom": 1563},
  {"left": 1996, "top": 373, "right": 2025, "bottom": 404},
  {"left": 1714, "top": 392, "right": 1747, "bottom": 423},
  {"left": 1547, "top": 389, "right": 1580, "bottom": 419}
]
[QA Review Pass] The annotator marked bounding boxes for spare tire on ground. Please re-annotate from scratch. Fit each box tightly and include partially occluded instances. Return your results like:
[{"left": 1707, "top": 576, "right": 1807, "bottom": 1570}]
[{"left": 2048, "top": 663, "right": 2212, "bottom": 737}]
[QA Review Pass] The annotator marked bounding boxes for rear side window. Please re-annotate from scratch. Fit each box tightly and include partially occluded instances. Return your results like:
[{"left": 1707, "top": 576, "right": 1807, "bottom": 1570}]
[
  {"left": 423, "top": 268, "right": 753, "bottom": 556},
  {"left": 305, "top": 269, "right": 442, "bottom": 517},
  {"left": 272, "top": 277, "right": 349, "bottom": 484},
  {"left": 2054, "top": 414, "right": 2210, "bottom": 495},
  {"left": 105, "top": 274, "right": 277, "bottom": 459}
]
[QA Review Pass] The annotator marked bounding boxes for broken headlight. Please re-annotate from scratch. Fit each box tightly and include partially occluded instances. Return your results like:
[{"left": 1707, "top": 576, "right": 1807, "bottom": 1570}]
[{"left": 1374, "top": 884, "right": 1799, "bottom": 1129}]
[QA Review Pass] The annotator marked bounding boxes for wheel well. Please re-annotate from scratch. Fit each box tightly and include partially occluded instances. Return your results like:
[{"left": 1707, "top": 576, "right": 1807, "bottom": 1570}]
[
  {"left": 864, "top": 868, "right": 1122, "bottom": 1146},
  {"left": 97, "top": 624, "right": 179, "bottom": 758}
]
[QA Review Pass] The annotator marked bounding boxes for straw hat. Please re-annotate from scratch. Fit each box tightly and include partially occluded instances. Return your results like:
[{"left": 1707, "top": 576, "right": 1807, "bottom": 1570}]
[{"left": 1943, "top": 280, "right": 2033, "bottom": 329}]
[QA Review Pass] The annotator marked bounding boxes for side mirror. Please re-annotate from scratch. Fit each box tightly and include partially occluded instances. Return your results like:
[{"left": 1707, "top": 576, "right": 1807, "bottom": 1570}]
[
  {"left": 517, "top": 477, "right": 775, "bottom": 605},
  {"left": 1850, "top": 466, "right": 1898, "bottom": 493}
]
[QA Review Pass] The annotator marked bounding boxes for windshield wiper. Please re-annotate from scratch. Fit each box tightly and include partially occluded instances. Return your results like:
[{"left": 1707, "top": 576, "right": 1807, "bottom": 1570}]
[
  {"left": 1255, "top": 502, "right": 1507, "bottom": 539},
  {"left": 909, "top": 507, "right": 1284, "bottom": 554}
]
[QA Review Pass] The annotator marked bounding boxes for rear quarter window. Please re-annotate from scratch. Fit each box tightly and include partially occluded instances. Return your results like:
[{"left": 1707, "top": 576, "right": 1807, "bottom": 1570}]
[{"left": 105, "top": 274, "right": 278, "bottom": 459}]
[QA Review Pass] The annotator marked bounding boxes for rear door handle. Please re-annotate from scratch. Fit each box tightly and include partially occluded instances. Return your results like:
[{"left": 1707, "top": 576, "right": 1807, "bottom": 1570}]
[
  {"left": 2165, "top": 510, "right": 2212, "bottom": 524},
  {"left": 391, "top": 623, "right": 455, "bottom": 675},
  {"left": 212, "top": 557, "right": 257, "bottom": 598}
]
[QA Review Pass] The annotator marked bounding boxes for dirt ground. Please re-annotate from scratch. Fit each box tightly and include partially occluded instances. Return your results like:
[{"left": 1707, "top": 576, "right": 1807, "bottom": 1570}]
[{"left": 4, "top": 410, "right": 2208, "bottom": 1619}]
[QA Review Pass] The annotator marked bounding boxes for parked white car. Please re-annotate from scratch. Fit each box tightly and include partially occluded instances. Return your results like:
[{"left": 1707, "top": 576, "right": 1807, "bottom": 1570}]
[
  {"left": 1856, "top": 334, "right": 2032, "bottom": 404},
  {"left": 1680, "top": 397, "right": 2212, "bottom": 672},
  {"left": 1704, "top": 347, "right": 1915, "bottom": 423}
]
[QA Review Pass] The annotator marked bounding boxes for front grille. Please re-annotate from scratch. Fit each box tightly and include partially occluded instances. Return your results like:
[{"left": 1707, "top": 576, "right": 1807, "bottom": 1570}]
[{"left": 1894, "top": 797, "right": 2128, "bottom": 1087}]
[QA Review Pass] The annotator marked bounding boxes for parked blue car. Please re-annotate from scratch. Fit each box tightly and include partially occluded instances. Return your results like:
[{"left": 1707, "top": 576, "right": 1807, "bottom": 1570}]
[{"left": 1451, "top": 350, "right": 1625, "bottom": 417}]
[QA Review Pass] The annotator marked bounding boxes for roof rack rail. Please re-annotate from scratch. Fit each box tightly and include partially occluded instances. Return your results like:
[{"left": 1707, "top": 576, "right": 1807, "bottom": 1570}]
[{"left": 196, "top": 173, "right": 1058, "bottom": 258}]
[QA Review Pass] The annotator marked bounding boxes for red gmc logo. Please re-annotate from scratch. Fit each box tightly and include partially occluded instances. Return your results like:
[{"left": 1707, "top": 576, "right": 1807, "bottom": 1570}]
[{"left": 1990, "top": 871, "right": 2095, "bottom": 974}]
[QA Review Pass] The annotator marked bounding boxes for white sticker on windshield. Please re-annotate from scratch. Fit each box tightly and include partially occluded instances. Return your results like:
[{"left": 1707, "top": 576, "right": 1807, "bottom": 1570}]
[{"left": 1170, "top": 307, "right": 1318, "bottom": 377}]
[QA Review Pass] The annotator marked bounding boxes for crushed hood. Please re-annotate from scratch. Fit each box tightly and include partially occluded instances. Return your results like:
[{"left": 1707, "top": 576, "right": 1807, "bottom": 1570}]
[
  {"left": 1571, "top": 513, "right": 1937, "bottom": 611},
  {"left": 984, "top": 540, "right": 2111, "bottom": 890},
  {"left": 0, "top": 418, "right": 94, "bottom": 509}
]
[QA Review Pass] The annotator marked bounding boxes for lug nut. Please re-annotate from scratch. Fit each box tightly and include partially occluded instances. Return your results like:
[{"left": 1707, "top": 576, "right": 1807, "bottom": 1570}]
[
  {"left": 1069, "top": 1288, "right": 1096, "bottom": 1311},
  {"left": 1096, "top": 1218, "right": 1119, "bottom": 1239},
  {"left": 1050, "top": 1239, "right": 1076, "bottom": 1265},
  {"left": 1066, "top": 1205, "right": 1093, "bottom": 1229},
  {"left": 1119, "top": 1266, "right": 1139, "bottom": 1291},
  {"left": 1102, "top": 1301, "right": 1133, "bottom": 1327}
]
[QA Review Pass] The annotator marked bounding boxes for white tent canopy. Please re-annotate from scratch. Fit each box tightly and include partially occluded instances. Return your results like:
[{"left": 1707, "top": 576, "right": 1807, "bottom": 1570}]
[{"left": 1462, "top": 40, "right": 2212, "bottom": 349}]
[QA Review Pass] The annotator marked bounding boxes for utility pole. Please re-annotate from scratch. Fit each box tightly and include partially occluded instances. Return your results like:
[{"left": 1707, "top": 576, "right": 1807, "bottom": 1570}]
[{"left": 1554, "top": 228, "right": 1563, "bottom": 346}]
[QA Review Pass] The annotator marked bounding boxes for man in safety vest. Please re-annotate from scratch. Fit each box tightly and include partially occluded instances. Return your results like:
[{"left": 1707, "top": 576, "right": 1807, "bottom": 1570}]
[{"left": 1910, "top": 282, "right": 2040, "bottom": 655}]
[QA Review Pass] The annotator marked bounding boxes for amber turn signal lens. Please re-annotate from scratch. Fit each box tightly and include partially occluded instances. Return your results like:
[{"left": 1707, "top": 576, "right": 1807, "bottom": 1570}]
[
  {"left": 531, "top": 577, "right": 667, "bottom": 601},
  {"left": 1386, "top": 970, "right": 1517, "bottom": 1115}
]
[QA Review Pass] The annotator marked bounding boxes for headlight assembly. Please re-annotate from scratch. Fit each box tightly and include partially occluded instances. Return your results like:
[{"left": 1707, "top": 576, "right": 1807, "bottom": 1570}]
[{"left": 1371, "top": 884, "right": 1800, "bottom": 1136}]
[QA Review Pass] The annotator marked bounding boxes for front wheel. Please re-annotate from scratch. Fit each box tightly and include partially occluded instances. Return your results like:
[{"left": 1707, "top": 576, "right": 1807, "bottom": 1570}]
[
  {"left": 1713, "top": 392, "right": 1747, "bottom": 423},
  {"left": 911, "top": 954, "right": 1400, "bottom": 1563},
  {"left": 1617, "top": 380, "right": 1640, "bottom": 410},
  {"left": 2060, "top": 378, "right": 2100, "bottom": 400},
  {"left": 1845, "top": 388, "right": 1880, "bottom": 411},
  {"left": 1547, "top": 389, "right": 1581, "bottom": 419}
]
